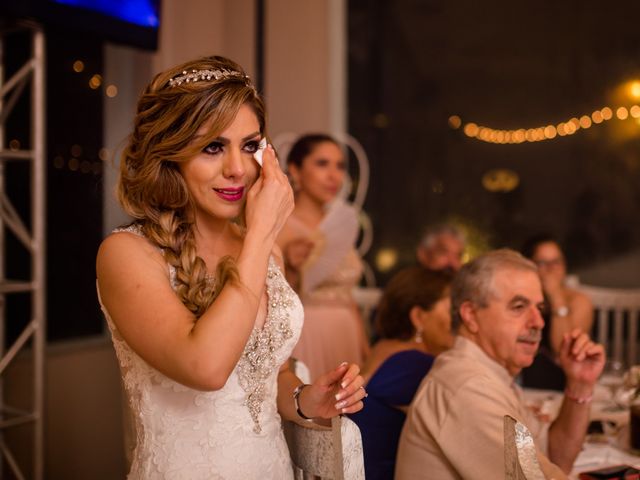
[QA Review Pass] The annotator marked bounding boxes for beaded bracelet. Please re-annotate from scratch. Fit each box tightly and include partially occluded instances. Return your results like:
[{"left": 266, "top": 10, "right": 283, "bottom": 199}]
[
  {"left": 564, "top": 388, "right": 593, "bottom": 404},
  {"left": 293, "top": 384, "right": 314, "bottom": 420}
]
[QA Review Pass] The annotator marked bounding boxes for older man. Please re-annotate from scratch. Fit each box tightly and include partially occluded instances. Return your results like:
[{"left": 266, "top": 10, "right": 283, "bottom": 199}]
[
  {"left": 416, "top": 224, "right": 465, "bottom": 273},
  {"left": 396, "top": 249, "right": 604, "bottom": 479}
]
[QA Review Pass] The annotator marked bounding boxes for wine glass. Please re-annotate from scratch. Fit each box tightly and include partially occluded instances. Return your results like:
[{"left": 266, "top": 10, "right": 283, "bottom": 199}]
[{"left": 600, "top": 360, "right": 626, "bottom": 409}]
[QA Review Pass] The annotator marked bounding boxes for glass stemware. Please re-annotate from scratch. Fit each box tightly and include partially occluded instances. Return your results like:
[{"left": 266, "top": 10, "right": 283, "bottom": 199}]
[{"left": 600, "top": 360, "right": 626, "bottom": 410}]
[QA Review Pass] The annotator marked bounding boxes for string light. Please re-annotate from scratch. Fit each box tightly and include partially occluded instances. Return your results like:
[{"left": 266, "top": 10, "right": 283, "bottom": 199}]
[
  {"left": 89, "top": 74, "right": 102, "bottom": 89},
  {"left": 105, "top": 85, "right": 118, "bottom": 98},
  {"left": 448, "top": 115, "right": 462, "bottom": 129},
  {"left": 375, "top": 248, "right": 398, "bottom": 272},
  {"left": 451, "top": 104, "right": 640, "bottom": 144},
  {"left": 592, "top": 110, "right": 603, "bottom": 123},
  {"left": 52, "top": 145, "right": 103, "bottom": 175},
  {"left": 616, "top": 106, "right": 629, "bottom": 120}
]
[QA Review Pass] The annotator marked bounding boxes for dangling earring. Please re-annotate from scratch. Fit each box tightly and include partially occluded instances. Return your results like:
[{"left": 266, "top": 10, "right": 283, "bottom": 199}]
[{"left": 414, "top": 328, "right": 423, "bottom": 343}]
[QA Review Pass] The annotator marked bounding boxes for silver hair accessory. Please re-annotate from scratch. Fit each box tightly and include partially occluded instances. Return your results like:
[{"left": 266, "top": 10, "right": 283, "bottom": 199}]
[{"left": 168, "top": 68, "right": 250, "bottom": 87}]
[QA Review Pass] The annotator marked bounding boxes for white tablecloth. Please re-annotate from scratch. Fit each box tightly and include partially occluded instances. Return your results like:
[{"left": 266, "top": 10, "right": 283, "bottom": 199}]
[{"left": 523, "top": 385, "right": 640, "bottom": 479}]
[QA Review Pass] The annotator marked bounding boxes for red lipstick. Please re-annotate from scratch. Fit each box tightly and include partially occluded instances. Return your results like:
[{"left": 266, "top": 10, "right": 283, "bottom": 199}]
[{"left": 213, "top": 186, "right": 244, "bottom": 202}]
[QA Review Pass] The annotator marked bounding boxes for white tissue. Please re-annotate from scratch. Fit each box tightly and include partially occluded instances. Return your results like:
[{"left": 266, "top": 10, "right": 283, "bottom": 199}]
[{"left": 253, "top": 138, "right": 267, "bottom": 166}]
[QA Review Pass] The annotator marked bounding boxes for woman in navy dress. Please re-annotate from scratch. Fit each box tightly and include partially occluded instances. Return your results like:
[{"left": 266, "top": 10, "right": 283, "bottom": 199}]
[{"left": 349, "top": 267, "right": 453, "bottom": 480}]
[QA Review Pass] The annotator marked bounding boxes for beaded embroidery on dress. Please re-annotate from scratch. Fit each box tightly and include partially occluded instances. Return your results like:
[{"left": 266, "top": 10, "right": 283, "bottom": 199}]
[{"left": 98, "top": 224, "right": 303, "bottom": 479}]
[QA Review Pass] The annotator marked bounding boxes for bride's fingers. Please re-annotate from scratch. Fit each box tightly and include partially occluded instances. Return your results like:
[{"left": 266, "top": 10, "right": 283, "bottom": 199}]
[
  {"left": 334, "top": 375, "right": 365, "bottom": 408},
  {"left": 335, "top": 399, "right": 364, "bottom": 415},
  {"left": 260, "top": 145, "right": 285, "bottom": 181},
  {"left": 335, "top": 383, "right": 368, "bottom": 408},
  {"left": 315, "top": 362, "right": 350, "bottom": 388},
  {"left": 338, "top": 363, "right": 361, "bottom": 389}
]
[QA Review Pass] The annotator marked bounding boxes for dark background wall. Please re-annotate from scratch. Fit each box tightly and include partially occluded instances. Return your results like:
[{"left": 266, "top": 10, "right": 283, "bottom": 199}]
[{"left": 349, "top": 0, "right": 640, "bottom": 284}]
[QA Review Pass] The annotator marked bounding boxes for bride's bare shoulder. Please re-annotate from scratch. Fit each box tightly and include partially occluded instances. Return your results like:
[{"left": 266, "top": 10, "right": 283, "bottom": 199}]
[{"left": 97, "top": 227, "right": 166, "bottom": 279}]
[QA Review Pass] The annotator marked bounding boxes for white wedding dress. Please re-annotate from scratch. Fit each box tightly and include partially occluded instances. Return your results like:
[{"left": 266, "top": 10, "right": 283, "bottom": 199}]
[{"left": 98, "top": 225, "right": 303, "bottom": 479}]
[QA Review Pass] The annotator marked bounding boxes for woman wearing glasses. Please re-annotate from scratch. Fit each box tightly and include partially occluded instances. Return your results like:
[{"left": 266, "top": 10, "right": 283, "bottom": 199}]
[{"left": 520, "top": 234, "right": 593, "bottom": 390}]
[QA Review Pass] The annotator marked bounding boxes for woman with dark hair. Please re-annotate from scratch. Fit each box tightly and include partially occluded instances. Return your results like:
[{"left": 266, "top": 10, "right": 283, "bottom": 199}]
[
  {"left": 349, "top": 266, "right": 453, "bottom": 480},
  {"left": 521, "top": 234, "right": 593, "bottom": 390},
  {"left": 96, "top": 57, "right": 365, "bottom": 479},
  {"left": 277, "top": 133, "right": 369, "bottom": 381},
  {"left": 522, "top": 234, "right": 593, "bottom": 355}
]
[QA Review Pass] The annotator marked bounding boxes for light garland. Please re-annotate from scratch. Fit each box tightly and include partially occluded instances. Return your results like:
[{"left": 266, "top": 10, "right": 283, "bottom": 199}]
[{"left": 449, "top": 104, "right": 640, "bottom": 144}]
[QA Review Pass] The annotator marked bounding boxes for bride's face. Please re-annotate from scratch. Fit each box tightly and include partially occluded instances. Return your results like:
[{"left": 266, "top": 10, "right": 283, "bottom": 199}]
[
  {"left": 290, "top": 141, "right": 345, "bottom": 205},
  {"left": 179, "top": 104, "right": 261, "bottom": 223}
]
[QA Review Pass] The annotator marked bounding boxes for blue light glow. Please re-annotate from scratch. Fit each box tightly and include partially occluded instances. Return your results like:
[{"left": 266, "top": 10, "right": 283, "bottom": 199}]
[{"left": 53, "top": 0, "right": 160, "bottom": 28}]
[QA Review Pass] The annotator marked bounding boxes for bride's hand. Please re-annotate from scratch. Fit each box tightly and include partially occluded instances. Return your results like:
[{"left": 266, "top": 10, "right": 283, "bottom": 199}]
[
  {"left": 302, "top": 362, "right": 366, "bottom": 419},
  {"left": 245, "top": 145, "right": 294, "bottom": 242}
]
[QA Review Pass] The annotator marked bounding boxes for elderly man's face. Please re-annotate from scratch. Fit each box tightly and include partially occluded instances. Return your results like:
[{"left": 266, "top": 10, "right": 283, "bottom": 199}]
[
  {"left": 418, "top": 233, "right": 464, "bottom": 273},
  {"left": 469, "top": 268, "right": 545, "bottom": 376}
]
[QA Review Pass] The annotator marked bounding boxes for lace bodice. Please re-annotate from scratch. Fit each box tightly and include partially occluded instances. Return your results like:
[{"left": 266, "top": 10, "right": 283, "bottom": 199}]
[{"left": 99, "top": 225, "right": 303, "bottom": 479}]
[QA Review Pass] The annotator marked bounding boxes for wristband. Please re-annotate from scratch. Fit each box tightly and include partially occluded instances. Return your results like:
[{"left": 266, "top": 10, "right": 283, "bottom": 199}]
[
  {"left": 564, "top": 388, "right": 593, "bottom": 404},
  {"left": 293, "top": 384, "right": 314, "bottom": 420}
]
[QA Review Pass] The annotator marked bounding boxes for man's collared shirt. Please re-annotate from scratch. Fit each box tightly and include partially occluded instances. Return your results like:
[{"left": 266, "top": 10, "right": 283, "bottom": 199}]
[{"left": 395, "top": 336, "right": 551, "bottom": 480}]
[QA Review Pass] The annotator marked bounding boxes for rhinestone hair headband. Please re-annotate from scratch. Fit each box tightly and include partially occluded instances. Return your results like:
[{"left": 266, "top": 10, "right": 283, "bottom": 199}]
[{"left": 168, "top": 68, "right": 251, "bottom": 87}]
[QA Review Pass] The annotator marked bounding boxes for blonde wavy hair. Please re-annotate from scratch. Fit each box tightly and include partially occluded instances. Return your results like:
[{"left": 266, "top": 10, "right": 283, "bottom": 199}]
[{"left": 118, "top": 55, "right": 265, "bottom": 317}]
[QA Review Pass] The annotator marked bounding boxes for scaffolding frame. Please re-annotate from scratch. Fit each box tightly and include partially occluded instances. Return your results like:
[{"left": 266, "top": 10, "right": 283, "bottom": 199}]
[{"left": 0, "top": 20, "right": 46, "bottom": 480}]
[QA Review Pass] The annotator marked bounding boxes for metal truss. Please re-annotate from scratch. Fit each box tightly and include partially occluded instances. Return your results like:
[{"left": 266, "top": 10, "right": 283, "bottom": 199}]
[{"left": 0, "top": 20, "right": 45, "bottom": 480}]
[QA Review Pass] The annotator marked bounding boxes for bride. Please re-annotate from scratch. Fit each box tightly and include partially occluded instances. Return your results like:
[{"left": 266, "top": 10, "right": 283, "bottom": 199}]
[{"left": 96, "top": 55, "right": 365, "bottom": 479}]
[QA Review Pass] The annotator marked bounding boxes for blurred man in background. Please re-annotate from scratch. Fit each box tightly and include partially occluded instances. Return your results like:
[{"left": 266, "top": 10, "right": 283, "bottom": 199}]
[{"left": 416, "top": 224, "right": 466, "bottom": 274}]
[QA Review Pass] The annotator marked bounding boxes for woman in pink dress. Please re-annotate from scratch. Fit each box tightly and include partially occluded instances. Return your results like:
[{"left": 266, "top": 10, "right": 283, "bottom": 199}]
[{"left": 277, "top": 134, "right": 370, "bottom": 381}]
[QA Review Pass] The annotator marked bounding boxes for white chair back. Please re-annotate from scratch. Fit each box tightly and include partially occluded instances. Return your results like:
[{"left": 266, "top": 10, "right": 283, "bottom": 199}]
[
  {"left": 575, "top": 283, "right": 640, "bottom": 366},
  {"left": 352, "top": 286, "right": 382, "bottom": 338},
  {"left": 504, "top": 415, "right": 546, "bottom": 480},
  {"left": 284, "top": 416, "right": 365, "bottom": 480}
]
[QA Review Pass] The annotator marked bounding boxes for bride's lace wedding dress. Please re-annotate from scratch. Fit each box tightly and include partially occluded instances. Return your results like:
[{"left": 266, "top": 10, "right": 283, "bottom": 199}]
[{"left": 98, "top": 225, "right": 303, "bottom": 479}]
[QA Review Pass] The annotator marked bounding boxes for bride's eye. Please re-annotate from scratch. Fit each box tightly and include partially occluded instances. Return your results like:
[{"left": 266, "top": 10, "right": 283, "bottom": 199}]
[
  {"left": 244, "top": 140, "right": 260, "bottom": 154},
  {"left": 203, "top": 141, "right": 224, "bottom": 155}
]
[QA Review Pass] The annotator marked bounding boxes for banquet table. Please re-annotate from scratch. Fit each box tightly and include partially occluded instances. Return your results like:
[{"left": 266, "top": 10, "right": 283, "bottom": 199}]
[{"left": 523, "top": 384, "right": 640, "bottom": 479}]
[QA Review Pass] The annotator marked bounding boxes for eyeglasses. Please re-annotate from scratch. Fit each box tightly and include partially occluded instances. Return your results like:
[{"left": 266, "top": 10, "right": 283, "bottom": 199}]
[{"left": 534, "top": 257, "right": 564, "bottom": 268}]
